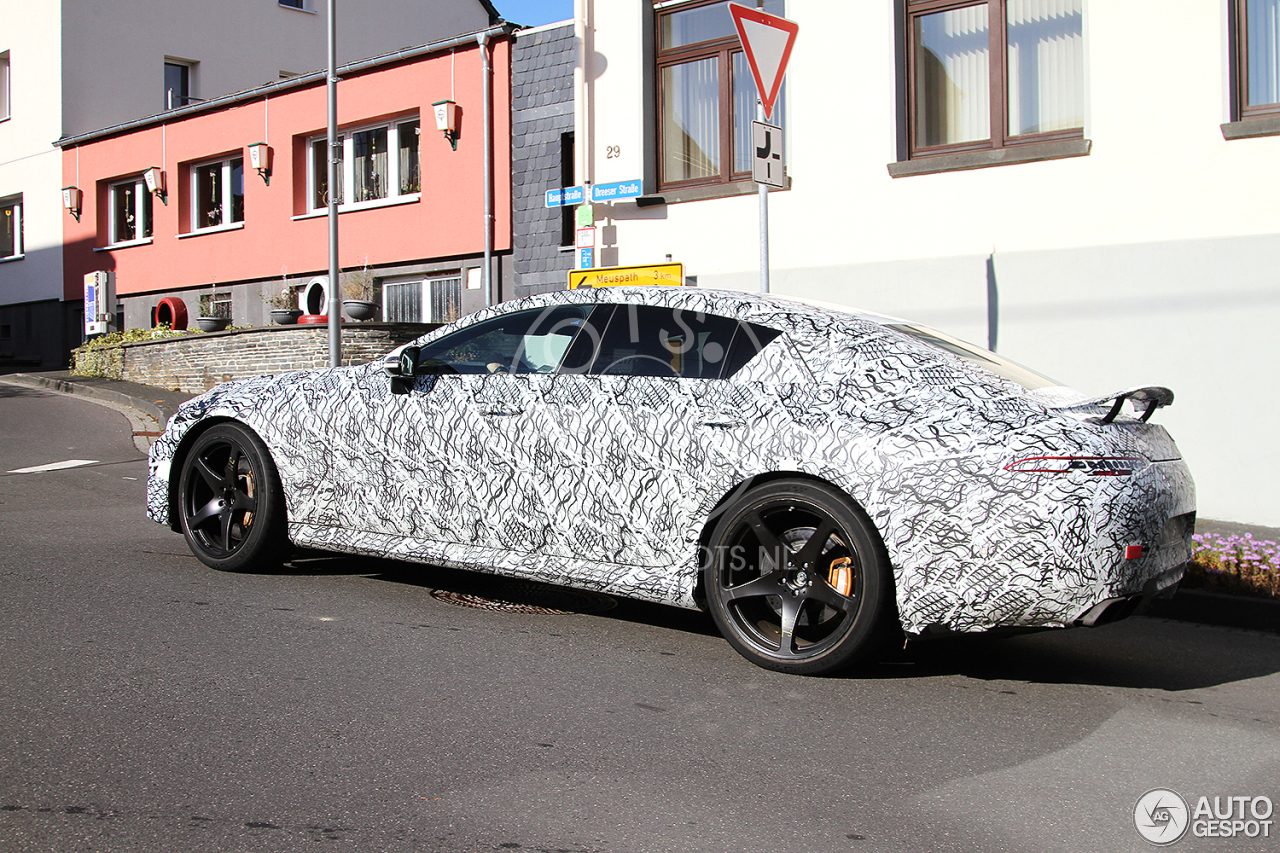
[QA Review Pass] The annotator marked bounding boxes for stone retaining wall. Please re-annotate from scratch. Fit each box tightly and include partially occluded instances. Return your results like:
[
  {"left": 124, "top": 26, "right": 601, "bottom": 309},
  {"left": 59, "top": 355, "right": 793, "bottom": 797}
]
[{"left": 74, "top": 324, "right": 434, "bottom": 394}]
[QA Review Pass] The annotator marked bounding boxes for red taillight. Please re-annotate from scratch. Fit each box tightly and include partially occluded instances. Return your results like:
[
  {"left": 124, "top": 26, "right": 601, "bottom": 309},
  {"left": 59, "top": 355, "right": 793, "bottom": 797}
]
[
  {"left": 1005, "top": 456, "right": 1145, "bottom": 476},
  {"left": 1125, "top": 544, "right": 1144, "bottom": 560}
]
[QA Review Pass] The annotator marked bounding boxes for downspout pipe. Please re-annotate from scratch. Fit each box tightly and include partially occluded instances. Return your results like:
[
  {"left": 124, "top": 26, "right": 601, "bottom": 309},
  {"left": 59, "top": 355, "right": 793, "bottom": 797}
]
[
  {"left": 326, "top": 0, "right": 341, "bottom": 367},
  {"left": 479, "top": 30, "right": 493, "bottom": 307}
]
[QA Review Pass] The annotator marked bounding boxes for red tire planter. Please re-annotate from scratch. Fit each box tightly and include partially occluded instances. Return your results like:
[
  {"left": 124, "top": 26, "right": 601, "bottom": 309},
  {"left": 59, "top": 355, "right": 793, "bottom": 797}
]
[{"left": 156, "top": 297, "right": 189, "bottom": 330}]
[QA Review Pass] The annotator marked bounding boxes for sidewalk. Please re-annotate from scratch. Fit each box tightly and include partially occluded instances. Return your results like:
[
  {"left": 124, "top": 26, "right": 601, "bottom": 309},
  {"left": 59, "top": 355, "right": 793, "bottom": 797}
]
[
  {"left": 2, "top": 370, "right": 195, "bottom": 431},
  {"left": 4, "top": 369, "right": 1277, "bottom": 636}
]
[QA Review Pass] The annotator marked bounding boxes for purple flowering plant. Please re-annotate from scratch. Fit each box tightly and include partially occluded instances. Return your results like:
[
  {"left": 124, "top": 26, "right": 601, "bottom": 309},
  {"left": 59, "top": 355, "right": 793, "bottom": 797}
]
[{"left": 1186, "top": 533, "right": 1280, "bottom": 599}]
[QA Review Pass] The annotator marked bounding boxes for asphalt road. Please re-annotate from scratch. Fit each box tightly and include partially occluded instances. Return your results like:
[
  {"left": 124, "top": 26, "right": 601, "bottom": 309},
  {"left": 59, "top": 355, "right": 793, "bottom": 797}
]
[{"left": 1, "top": 382, "right": 1277, "bottom": 853}]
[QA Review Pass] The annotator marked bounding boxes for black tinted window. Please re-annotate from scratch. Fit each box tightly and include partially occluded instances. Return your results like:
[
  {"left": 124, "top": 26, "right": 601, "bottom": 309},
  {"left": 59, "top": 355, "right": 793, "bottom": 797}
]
[
  {"left": 569, "top": 304, "right": 756, "bottom": 379},
  {"left": 416, "top": 305, "right": 591, "bottom": 374}
]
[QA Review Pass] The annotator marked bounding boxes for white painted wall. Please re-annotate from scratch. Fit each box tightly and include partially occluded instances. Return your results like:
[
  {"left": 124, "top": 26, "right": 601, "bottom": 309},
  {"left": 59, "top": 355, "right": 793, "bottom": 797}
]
[
  {"left": 580, "top": 0, "right": 1280, "bottom": 526},
  {"left": 0, "top": 1, "right": 64, "bottom": 305}
]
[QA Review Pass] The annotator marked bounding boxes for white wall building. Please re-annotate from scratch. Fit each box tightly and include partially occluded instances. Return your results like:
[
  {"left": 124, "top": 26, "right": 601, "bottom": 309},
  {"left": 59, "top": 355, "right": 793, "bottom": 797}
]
[
  {"left": 0, "top": 0, "right": 500, "bottom": 368},
  {"left": 566, "top": 0, "right": 1280, "bottom": 527}
]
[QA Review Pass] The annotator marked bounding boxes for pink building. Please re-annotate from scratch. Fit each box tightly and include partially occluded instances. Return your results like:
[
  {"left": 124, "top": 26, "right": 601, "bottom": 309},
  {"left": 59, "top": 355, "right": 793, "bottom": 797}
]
[{"left": 58, "top": 25, "right": 514, "bottom": 330}]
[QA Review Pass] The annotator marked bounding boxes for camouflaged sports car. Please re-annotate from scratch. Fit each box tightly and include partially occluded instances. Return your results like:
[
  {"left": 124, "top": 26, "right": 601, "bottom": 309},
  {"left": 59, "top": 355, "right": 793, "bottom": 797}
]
[{"left": 148, "top": 286, "right": 1195, "bottom": 675}]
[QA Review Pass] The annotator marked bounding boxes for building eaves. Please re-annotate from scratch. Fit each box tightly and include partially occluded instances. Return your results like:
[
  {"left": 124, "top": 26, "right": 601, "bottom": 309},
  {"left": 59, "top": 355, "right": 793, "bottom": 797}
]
[{"left": 54, "top": 22, "right": 517, "bottom": 150}]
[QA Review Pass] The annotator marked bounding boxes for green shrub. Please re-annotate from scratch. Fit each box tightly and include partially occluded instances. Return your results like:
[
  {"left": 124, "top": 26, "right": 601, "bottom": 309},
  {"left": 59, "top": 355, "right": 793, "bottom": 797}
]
[{"left": 71, "top": 325, "right": 199, "bottom": 378}]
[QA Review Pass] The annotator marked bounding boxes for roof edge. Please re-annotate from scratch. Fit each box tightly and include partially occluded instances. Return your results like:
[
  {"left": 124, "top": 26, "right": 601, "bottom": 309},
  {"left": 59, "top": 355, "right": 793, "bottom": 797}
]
[{"left": 55, "top": 22, "right": 517, "bottom": 150}]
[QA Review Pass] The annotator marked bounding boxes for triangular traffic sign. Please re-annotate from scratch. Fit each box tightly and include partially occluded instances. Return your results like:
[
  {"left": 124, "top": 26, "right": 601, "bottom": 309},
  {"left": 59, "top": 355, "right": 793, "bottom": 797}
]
[{"left": 729, "top": 3, "right": 798, "bottom": 122}]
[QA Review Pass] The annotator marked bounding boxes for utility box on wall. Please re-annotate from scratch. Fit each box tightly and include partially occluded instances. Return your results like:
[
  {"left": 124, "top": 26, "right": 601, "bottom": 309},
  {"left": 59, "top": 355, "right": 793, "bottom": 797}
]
[{"left": 84, "top": 271, "right": 114, "bottom": 337}]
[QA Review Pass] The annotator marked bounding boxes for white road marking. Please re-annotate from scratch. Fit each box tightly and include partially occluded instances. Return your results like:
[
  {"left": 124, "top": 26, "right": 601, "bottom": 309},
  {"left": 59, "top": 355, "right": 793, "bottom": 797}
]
[{"left": 7, "top": 459, "right": 99, "bottom": 474}]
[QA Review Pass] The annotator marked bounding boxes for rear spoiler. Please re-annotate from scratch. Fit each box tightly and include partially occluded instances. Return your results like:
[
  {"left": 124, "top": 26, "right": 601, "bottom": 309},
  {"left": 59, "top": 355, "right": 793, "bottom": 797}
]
[{"left": 1051, "top": 386, "right": 1174, "bottom": 424}]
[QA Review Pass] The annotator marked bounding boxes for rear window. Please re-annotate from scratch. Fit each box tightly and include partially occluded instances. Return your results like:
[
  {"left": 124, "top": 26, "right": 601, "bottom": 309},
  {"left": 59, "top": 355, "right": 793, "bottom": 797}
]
[{"left": 888, "top": 324, "right": 1060, "bottom": 391}]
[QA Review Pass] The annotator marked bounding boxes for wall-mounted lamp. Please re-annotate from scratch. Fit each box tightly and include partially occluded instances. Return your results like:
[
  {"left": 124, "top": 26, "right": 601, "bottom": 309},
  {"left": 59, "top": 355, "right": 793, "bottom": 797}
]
[
  {"left": 143, "top": 166, "right": 167, "bottom": 205},
  {"left": 62, "top": 186, "right": 83, "bottom": 222},
  {"left": 433, "top": 100, "right": 459, "bottom": 150},
  {"left": 247, "top": 142, "right": 272, "bottom": 185}
]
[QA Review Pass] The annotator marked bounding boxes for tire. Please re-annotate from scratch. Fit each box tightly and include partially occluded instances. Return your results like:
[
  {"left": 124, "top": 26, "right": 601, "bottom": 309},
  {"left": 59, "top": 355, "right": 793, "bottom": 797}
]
[
  {"left": 704, "top": 479, "right": 895, "bottom": 675},
  {"left": 177, "top": 422, "right": 287, "bottom": 573}
]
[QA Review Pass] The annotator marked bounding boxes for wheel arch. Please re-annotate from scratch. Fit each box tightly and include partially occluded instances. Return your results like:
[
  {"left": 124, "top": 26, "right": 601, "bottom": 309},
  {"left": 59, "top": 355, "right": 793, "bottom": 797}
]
[
  {"left": 165, "top": 416, "right": 256, "bottom": 532},
  {"left": 691, "top": 471, "right": 896, "bottom": 614}
]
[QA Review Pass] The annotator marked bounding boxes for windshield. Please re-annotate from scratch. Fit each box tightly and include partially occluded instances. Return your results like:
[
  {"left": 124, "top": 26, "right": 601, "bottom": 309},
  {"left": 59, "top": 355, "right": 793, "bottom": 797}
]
[{"left": 888, "top": 324, "right": 1061, "bottom": 391}]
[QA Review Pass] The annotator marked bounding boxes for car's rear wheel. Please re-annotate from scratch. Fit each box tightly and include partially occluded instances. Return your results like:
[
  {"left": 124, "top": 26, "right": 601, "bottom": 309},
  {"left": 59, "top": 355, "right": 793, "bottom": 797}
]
[
  {"left": 704, "top": 479, "right": 895, "bottom": 675},
  {"left": 178, "top": 423, "right": 286, "bottom": 572}
]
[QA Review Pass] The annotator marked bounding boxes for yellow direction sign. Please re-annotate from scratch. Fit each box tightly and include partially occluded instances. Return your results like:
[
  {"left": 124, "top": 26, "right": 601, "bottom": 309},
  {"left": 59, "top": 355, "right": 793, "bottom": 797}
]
[{"left": 568, "top": 262, "right": 684, "bottom": 290}]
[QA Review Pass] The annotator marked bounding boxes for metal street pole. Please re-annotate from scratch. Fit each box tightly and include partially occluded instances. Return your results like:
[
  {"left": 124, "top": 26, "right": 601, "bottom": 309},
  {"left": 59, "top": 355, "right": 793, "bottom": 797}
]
[
  {"left": 326, "top": 0, "right": 340, "bottom": 367},
  {"left": 758, "top": 99, "right": 769, "bottom": 293}
]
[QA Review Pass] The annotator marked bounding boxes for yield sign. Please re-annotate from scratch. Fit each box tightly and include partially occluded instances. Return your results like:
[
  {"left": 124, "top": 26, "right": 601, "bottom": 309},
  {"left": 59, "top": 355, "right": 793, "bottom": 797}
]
[{"left": 729, "top": 3, "right": 798, "bottom": 121}]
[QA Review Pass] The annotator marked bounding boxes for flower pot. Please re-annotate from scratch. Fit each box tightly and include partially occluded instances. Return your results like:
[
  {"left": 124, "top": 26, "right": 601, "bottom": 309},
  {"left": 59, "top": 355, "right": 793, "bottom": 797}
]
[
  {"left": 271, "top": 309, "right": 303, "bottom": 325},
  {"left": 195, "top": 316, "right": 231, "bottom": 332},
  {"left": 342, "top": 300, "right": 378, "bottom": 321}
]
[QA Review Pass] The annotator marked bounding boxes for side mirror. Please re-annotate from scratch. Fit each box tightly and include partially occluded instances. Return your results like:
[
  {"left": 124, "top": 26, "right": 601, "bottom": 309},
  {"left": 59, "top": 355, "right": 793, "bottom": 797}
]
[{"left": 385, "top": 346, "right": 420, "bottom": 395}]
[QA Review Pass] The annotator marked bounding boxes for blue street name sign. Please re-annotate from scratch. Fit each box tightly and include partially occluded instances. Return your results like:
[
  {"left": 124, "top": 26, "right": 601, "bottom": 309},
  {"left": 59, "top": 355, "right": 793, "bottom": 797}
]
[
  {"left": 579, "top": 248, "right": 594, "bottom": 269},
  {"left": 545, "top": 186, "right": 586, "bottom": 207},
  {"left": 591, "top": 179, "right": 643, "bottom": 202}
]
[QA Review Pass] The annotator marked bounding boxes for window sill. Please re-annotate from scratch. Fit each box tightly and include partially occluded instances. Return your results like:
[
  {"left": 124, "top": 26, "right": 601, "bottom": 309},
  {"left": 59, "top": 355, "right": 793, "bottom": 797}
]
[
  {"left": 0, "top": 253, "right": 24, "bottom": 264},
  {"left": 292, "top": 193, "right": 420, "bottom": 220},
  {"left": 643, "top": 177, "right": 791, "bottom": 206},
  {"left": 94, "top": 238, "right": 153, "bottom": 252},
  {"left": 887, "top": 138, "right": 1091, "bottom": 178},
  {"left": 178, "top": 222, "right": 245, "bottom": 239},
  {"left": 1221, "top": 116, "right": 1280, "bottom": 140}
]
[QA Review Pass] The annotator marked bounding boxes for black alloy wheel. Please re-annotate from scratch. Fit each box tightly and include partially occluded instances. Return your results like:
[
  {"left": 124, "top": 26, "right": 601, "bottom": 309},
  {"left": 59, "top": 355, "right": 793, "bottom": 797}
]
[
  {"left": 704, "top": 479, "right": 895, "bottom": 675},
  {"left": 178, "top": 423, "right": 286, "bottom": 572}
]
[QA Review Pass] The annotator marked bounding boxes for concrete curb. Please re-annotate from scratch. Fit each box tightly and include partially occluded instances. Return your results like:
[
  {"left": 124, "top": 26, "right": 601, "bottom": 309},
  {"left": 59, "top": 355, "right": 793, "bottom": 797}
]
[{"left": 7, "top": 372, "right": 169, "bottom": 425}]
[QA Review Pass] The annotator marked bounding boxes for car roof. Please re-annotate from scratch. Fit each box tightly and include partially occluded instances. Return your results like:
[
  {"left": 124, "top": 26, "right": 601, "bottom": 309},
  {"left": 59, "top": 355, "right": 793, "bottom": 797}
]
[{"left": 503, "top": 285, "right": 900, "bottom": 330}]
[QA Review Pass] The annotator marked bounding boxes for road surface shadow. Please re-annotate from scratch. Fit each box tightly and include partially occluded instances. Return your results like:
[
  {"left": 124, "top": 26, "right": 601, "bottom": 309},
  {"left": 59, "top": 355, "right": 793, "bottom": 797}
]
[
  {"left": 859, "top": 617, "right": 1280, "bottom": 691},
  {"left": 269, "top": 551, "right": 1275, "bottom": 690}
]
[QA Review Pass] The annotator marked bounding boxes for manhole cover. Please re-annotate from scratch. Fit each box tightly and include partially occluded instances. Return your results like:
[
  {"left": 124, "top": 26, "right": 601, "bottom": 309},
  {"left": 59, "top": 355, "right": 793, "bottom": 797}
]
[{"left": 430, "top": 581, "right": 616, "bottom": 615}]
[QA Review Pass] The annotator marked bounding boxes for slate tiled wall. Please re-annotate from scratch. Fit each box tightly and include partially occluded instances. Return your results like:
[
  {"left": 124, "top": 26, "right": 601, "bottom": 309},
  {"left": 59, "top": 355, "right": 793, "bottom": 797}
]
[{"left": 511, "top": 23, "right": 576, "bottom": 298}]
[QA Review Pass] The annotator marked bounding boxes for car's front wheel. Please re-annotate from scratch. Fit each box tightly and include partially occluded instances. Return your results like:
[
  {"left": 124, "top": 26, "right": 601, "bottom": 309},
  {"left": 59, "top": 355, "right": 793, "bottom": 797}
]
[
  {"left": 704, "top": 479, "right": 896, "bottom": 675},
  {"left": 177, "top": 423, "right": 287, "bottom": 572}
]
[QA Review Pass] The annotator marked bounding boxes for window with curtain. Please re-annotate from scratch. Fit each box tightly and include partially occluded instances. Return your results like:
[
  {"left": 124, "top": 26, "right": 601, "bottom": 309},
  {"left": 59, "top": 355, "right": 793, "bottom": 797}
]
[
  {"left": 0, "top": 52, "right": 10, "bottom": 122},
  {"left": 307, "top": 115, "right": 420, "bottom": 212},
  {"left": 1, "top": 196, "right": 21, "bottom": 260},
  {"left": 108, "top": 177, "right": 153, "bottom": 245},
  {"left": 1236, "top": 0, "right": 1280, "bottom": 118},
  {"left": 656, "top": 0, "right": 786, "bottom": 190},
  {"left": 907, "top": 0, "right": 1083, "bottom": 157},
  {"left": 191, "top": 156, "right": 244, "bottom": 231}
]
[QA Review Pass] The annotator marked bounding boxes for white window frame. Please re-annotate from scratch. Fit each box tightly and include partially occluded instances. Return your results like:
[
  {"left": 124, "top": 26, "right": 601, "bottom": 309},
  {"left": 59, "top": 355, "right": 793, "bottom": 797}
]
[
  {"left": 306, "top": 115, "right": 420, "bottom": 214},
  {"left": 0, "top": 196, "right": 21, "bottom": 260},
  {"left": 188, "top": 155, "right": 245, "bottom": 233},
  {"left": 0, "top": 52, "right": 10, "bottom": 122},
  {"left": 108, "top": 177, "right": 153, "bottom": 246}
]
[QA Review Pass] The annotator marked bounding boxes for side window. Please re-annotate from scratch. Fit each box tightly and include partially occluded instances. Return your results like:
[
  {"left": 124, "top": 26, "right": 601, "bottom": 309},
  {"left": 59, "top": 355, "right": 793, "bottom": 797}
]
[
  {"left": 722, "top": 321, "right": 782, "bottom": 377},
  {"left": 571, "top": 304, "right": 762, "bottom": 379},
  {"left": 416, "top": 305, "right": 592, "bottom": 374}
]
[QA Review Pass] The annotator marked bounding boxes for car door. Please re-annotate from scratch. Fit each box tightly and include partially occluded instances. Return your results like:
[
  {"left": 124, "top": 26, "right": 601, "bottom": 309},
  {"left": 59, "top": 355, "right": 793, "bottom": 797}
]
[
  {"left": 537, "top": 303, "right": 751, "bottom": 570},
  {"left": 336, "top": 304, "right": 591, "bottom": 554}
]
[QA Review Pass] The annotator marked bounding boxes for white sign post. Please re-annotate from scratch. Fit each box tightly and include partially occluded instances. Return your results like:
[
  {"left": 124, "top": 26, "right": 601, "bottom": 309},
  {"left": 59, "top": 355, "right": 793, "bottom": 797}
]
[{"left": 729, "top": 3, "right": 798, "bottom": 294}]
